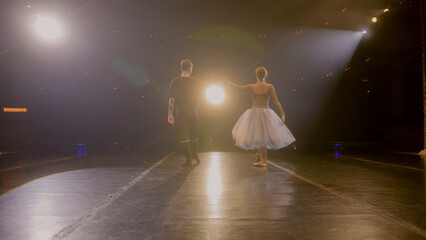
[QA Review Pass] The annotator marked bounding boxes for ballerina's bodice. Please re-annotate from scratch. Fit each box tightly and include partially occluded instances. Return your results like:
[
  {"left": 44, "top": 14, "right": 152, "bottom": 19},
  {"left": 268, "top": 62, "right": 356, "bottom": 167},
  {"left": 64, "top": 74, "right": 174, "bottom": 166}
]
[{"left": 251, "top": 87, "right": 270, "bottom": 106}]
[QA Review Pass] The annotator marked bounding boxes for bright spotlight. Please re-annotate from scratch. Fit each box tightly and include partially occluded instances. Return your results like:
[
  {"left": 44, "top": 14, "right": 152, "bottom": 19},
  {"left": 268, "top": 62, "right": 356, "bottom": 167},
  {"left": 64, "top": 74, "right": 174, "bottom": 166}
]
[
  {"left": 384, "top": 8, "right": 389, "bottom": 12},
  {"left": 206, "top": 85, "right": 225, "bottom": 104},
  {"left": 35, "top": 15, "right": 62, "bottom": 40},
  {"left": 362, "top": 30, "right": 367, "bottom": 35},
  {"left": 372, "top": 17, "right": 377, "bottom": 23}
]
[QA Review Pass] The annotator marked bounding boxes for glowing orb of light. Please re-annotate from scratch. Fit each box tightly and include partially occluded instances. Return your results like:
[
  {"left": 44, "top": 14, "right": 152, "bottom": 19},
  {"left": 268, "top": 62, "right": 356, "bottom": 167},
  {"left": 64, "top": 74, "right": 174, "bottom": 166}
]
[
  {"left": 372, "top": 17, "right": 377, "bottom": 23},
  {"left": 206, "top": 85, "right": 225, "bottom": 104},
  {"left": 35, "top": 15, "right": 62, "bottom": 40},
  {"left": 362, "top": 30, "right": 367, "bottom": 35}
]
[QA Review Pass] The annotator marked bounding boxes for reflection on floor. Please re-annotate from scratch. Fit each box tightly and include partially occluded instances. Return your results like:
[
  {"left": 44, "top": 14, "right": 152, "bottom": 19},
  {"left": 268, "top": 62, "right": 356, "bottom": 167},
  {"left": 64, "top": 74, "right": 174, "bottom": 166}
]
[{"left": 0, "top": 151, "right": 425, "bottom": 240}]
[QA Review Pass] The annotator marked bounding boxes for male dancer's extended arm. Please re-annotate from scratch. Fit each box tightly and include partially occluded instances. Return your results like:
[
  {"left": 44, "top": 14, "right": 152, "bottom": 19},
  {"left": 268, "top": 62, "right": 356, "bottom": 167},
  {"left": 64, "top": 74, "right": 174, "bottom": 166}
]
[{"left": 168, "top": 98, "right": 175, "bottom": 125}]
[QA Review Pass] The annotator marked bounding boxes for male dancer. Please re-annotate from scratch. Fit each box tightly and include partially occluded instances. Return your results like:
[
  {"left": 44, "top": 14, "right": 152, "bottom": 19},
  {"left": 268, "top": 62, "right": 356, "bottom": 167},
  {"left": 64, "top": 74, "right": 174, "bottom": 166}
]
[{"left": 168, "top": 59, "right": 202, "bottom": 167}]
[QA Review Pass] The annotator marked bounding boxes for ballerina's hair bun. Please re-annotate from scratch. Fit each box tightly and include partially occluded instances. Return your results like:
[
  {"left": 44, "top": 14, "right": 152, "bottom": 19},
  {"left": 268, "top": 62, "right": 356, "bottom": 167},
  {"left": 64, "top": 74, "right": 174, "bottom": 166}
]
[{"left": 256, "top": 67, "right": 267, "bottom": 81}]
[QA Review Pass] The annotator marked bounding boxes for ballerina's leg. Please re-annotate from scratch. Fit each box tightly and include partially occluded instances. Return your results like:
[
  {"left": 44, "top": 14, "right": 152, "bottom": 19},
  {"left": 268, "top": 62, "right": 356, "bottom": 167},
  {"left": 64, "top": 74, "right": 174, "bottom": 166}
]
[
  {"left": 260, "top": 146, "right": 267, "bottom": 164},
  {"left": 255, "top": 148, "right": 261, "bottom": 162},
  {"left": 253, "top": 146, "right": 268, "bottom": 167}
]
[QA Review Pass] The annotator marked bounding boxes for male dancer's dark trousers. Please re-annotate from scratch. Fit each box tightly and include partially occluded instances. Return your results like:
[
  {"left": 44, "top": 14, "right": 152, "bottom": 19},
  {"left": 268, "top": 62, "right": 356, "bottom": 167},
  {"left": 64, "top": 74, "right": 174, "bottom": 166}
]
[{"left": 176, "top": 109, "right": 198, "bottom": 162}]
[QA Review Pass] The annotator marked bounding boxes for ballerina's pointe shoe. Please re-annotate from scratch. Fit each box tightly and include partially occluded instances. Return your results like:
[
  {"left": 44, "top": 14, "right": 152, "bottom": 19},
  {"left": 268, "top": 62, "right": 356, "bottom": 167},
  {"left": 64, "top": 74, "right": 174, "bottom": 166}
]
[{"left": 253, "top": 162, "right": 267, "bottom": 167}]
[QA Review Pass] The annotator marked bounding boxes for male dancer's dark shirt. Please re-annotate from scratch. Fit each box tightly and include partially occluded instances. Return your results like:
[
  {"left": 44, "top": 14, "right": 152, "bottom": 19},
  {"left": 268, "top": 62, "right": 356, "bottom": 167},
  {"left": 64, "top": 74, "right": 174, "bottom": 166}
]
[{"left": 168, "top": 76, "right": 202, "bottom": 113}]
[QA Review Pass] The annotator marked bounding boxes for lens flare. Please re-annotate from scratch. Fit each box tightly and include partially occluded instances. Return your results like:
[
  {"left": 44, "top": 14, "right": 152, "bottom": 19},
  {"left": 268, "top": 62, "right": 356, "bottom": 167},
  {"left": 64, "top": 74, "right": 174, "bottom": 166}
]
[
  {"left": 35, "top": 15, "right": 62, "bottom": 40},
  {"left": 206, "top": 85, "right": 225, "bottom": 104}
]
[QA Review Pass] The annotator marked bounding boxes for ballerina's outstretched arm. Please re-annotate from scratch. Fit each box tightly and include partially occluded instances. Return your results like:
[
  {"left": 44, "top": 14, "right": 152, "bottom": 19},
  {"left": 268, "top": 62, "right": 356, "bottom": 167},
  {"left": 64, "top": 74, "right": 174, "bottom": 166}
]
[
  {"left": 270, "top": 85, "right": 286, "bottom": 124},
  {"left": 224, "top": 80, "right": 252, "bottom": 91}
]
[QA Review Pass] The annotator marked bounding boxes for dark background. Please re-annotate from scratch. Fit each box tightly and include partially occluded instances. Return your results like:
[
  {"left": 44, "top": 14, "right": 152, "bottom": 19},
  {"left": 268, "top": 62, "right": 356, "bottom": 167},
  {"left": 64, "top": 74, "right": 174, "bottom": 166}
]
[{"left": 0, "top": 0, "right": 423, "bottom": 153}]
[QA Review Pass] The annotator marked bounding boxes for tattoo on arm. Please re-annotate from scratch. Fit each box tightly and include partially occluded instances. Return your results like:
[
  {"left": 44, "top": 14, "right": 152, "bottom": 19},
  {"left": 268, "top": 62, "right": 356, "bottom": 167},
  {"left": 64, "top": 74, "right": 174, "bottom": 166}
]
[{"left": 168, "top": 98, "right": 175, "bottom": 115}]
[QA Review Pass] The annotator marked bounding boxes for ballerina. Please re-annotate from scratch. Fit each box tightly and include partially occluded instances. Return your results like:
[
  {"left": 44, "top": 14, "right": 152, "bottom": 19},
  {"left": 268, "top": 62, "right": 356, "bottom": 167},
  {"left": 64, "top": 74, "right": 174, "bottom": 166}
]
[{"left": 226, "top": 67, "right": 295, "bottom": 167}]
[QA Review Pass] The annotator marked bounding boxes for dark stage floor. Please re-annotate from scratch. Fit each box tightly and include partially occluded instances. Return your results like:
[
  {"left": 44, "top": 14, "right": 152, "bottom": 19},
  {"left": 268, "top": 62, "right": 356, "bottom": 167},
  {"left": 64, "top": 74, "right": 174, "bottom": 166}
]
[{"left": 0, "top": 149, "right": 425, "bottom": 240}]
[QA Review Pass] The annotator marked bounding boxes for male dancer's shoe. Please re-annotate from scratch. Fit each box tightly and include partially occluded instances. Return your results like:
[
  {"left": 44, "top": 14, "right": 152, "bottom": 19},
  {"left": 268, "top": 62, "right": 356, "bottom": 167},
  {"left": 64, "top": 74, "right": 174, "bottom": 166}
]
[
  {"left": 192, "top": 154, "right": 200, "bottom": 165},
  {"left": 181, "top": 143, "right": 193, "bottom": 167},
  {"left": 191, "top": 140, "right": 200, "bottom": 165},
  {"left": 182, "top": 158, "right": 192, "bottom": 167},
  {"left": 181, "top": 162, "right": 192, "bottom": 167}
]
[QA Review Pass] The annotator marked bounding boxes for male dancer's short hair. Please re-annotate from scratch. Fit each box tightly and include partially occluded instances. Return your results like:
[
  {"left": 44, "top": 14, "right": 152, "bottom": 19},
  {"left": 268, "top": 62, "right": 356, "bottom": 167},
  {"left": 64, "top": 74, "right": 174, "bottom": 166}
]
[{"left": 181, "top": 59, "right": 193, "bottom": 71}]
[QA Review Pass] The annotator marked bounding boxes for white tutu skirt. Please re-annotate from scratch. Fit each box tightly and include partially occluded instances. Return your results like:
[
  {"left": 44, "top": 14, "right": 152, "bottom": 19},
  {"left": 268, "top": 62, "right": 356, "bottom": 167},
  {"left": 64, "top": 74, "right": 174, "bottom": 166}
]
[{"left": 232, "top": 105, "right": 296, "bottom": 150}]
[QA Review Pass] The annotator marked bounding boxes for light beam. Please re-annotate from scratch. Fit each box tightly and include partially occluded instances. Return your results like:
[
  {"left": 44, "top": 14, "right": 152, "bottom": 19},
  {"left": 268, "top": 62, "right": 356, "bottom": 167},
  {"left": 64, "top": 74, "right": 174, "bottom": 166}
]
[
  {"left": 206, "top": 85, "right": 225, "bottom": 105},
  {"left": 35, "top": 15, "right": 62, "bottom": 40}
]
